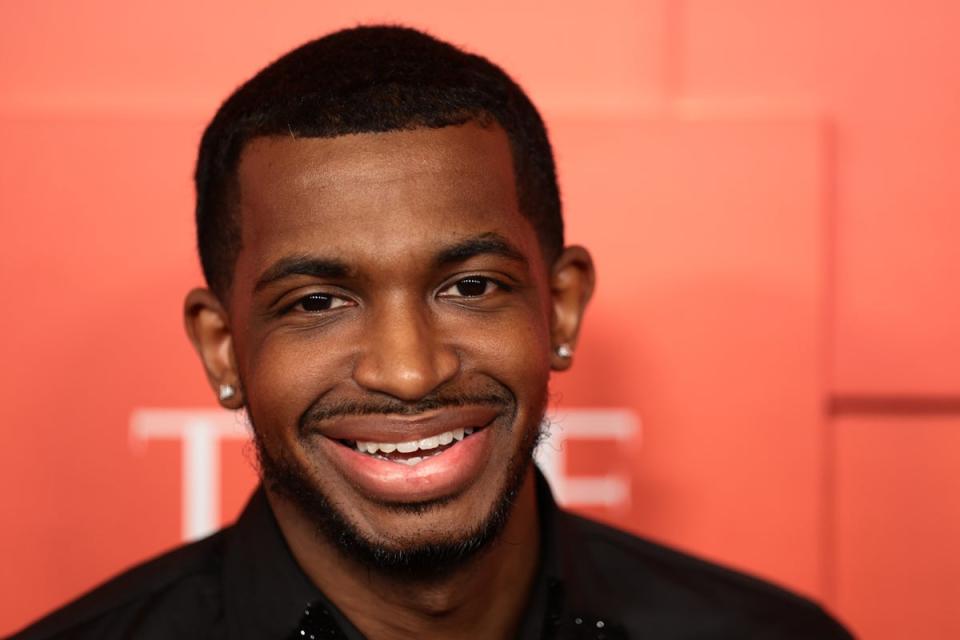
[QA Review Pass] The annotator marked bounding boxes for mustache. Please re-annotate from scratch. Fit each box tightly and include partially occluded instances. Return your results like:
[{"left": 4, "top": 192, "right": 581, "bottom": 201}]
[{"left": 298, "top": 384, "right": 514, "bottom": 432}]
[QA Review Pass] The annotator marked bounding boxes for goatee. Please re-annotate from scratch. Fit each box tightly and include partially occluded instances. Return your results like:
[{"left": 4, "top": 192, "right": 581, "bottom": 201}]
[{"left": 249, "top": 384, "right": 547, "bottom": 581}]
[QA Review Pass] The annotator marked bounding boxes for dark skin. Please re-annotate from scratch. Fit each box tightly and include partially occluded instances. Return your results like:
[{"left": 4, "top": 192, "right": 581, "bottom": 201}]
[{"left": 185, "top": 122, "right": 594, "bottom": 639}]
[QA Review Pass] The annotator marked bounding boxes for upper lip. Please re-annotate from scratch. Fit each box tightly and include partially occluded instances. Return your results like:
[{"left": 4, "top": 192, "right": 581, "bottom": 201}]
[{"left": 310, "top": 405, "right": 502, "bottom": 443}]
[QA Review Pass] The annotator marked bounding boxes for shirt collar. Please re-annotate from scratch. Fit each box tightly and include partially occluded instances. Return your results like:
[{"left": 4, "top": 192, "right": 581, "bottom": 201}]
[
  {"left": 519, "top": 470, "right": 626, "bottom": 639},
  {"left": 222, "top": 487, "right": 323, "bottom": 640}
]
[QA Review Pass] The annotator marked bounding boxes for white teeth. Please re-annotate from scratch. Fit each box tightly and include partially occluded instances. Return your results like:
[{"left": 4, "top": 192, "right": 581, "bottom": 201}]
[
  {"left": 419, "top": 435, "right": 440, "bottom": 450},
  {"left": 354, "top": 426, "right": 477, "bottom": 457},
  {"left": 400, "top": 456, "right": 423, "bottom": 466},
  {"left": 396, "top": 441, "right": 419, "bottom": 453}
]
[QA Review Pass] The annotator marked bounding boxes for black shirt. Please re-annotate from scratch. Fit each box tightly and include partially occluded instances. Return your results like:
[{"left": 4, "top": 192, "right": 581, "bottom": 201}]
[{"left": 12, "top": 472, "right": 852, "bottom": 639}]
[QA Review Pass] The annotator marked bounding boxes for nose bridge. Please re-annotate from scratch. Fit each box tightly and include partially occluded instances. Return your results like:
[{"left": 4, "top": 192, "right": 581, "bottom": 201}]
[{"left": 352, "top": 291, "right": 458, "bottom": 400}]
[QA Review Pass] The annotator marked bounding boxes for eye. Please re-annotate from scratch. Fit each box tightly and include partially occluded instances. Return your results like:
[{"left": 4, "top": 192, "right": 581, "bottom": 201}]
[
  {"left": 295, "top": 293, "right": 352, "bottom": 312},
  {"left": 439, "top": 276, "right": 503, "bottom": 298}
]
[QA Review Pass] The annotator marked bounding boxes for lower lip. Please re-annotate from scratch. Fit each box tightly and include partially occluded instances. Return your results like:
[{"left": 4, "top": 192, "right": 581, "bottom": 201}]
[{"left": 318, "top": 428, "right": 494, "bottom": 503}]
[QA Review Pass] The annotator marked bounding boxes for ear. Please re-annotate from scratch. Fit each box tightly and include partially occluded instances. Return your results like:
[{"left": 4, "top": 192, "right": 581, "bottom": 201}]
[
  {"left": 184, "top": 288, "right": 243, "bottom": 409},
  {"left": 549, "top": 245, "right": 595, "bottom": 371}
]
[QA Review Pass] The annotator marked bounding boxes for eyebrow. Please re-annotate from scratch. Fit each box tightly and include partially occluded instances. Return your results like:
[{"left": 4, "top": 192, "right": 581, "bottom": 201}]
[
  {"left": 435, "top": 232, "right": 529, "bottom": 269},
  {"left": 253, "top": 255, "right": 351, "bottom": 293},
  {"left": 253, "top": 232, "right": 528, "bottom": 293}
]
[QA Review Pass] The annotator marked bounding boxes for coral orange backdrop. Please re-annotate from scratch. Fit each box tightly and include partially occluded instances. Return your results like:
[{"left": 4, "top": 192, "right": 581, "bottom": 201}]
[{"left": 2, "top": 2, "right": 959, "bottom": 638}]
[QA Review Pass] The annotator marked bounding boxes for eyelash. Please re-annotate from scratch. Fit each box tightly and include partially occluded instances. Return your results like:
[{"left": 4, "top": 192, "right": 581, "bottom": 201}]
[
  {"left": 438, "top": 275, "right": 511, "bottom": 299},
  {"left": 285, "top": 276, "right": 511, "bottom": 314},
  {"left": 291, "top": 293, "right": 353, "bottom": 313}
]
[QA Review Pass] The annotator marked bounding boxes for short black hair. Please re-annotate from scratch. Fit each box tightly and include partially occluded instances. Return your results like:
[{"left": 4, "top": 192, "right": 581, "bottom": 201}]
[{"left": 194, "top": 25, "right": 564, "bottom": 298}]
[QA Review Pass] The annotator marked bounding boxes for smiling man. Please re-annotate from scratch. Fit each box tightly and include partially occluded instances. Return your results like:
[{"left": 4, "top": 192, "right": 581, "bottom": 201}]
[{"left": 15, "top": 26, "right": 852, "bottom": 640}]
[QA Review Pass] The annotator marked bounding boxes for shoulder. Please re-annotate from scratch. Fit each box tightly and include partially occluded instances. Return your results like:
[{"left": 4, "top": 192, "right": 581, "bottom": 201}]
[
  {"left": 560, "top": 511, "right": 853, "bottom": 639},
  {"left": 10, "top": 530, "right": 229, "bottom": 640}
]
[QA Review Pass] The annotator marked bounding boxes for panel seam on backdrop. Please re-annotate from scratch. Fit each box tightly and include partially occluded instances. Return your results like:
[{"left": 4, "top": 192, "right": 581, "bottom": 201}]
[{"left": 830, "top": 395, "right": 960, "bottom": 416}]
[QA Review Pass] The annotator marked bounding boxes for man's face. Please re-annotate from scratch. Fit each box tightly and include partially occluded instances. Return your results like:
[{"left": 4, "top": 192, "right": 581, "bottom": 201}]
[{"left": 224, "top": 123, "right": 556, "bottom": 560}]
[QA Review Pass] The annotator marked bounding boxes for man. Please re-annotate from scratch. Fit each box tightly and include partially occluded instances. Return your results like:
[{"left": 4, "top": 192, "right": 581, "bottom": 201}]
[{"left": 15, "top": 26, "right": 852, "bottom": 639}]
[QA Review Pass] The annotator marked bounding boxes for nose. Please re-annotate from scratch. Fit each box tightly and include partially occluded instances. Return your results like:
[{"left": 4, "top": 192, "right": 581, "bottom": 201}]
[{"left": 352, "top": 296, "right": 459, "bottom": 401}]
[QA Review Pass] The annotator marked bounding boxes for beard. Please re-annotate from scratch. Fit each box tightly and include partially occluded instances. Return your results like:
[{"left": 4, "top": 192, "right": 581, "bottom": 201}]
[{"left": 249, "top": 380, "right": 547, "bottom": 581}]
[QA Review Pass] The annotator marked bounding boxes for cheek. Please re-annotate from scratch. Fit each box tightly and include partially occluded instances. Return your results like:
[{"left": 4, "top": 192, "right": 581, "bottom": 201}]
[
  {"left": 240, "top": 331, "right": 349, "bottom": 442},
  {"left": 458, "top": 309, "right": 552, "bottom": 398}
]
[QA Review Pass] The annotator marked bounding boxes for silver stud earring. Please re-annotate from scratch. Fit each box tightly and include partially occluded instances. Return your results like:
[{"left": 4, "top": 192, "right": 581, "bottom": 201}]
[
  {"left": 218, "top": 384, "right": 236, "bottom": 401},
  {"left": 555, "top": 344, "right": 573, "bottom": 359}
]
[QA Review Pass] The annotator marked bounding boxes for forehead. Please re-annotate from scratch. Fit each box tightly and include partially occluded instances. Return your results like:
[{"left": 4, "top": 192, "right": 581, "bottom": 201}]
[
  {"left": 228, "top": 123, "right": 540, "bottom": 287},
  {"left": 232, "top": 123, "right": 540, "bottom": 283}
]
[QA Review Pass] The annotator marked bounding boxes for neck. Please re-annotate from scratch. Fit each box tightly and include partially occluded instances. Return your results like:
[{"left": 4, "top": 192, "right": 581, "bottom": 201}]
[{"left": 269, "top": 469, "right": 542, "bottom": 640}]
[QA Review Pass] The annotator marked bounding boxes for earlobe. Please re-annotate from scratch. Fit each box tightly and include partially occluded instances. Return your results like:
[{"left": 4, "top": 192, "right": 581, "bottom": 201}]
[
  {"left": 549, "top": 246, "right": 595, "bottom": 371},
  {"left": 184, "top": 288, "right": 243, "bottom": 408}
]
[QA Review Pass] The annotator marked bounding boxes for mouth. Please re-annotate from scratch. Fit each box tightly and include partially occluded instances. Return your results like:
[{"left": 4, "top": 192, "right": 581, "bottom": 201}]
[
  {"left": 338, "top": 425, "right": 483, "bottom": 466},
  {"left": 314, "top": 406, "right": 501, "bottom": 503}
]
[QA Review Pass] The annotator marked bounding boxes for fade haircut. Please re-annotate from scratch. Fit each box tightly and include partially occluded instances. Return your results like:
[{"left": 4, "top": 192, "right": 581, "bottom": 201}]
[{"left": 194, "top": 25, "right": 564, "bottom": 299}]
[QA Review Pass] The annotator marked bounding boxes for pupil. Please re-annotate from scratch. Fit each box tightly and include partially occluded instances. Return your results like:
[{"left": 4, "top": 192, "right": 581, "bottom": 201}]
[
  {"left": 302, "top": 294, "right": 332, "bottom": 311},
  {"left": 456, "top": 278, "right": 487, "bottom": 297}
]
